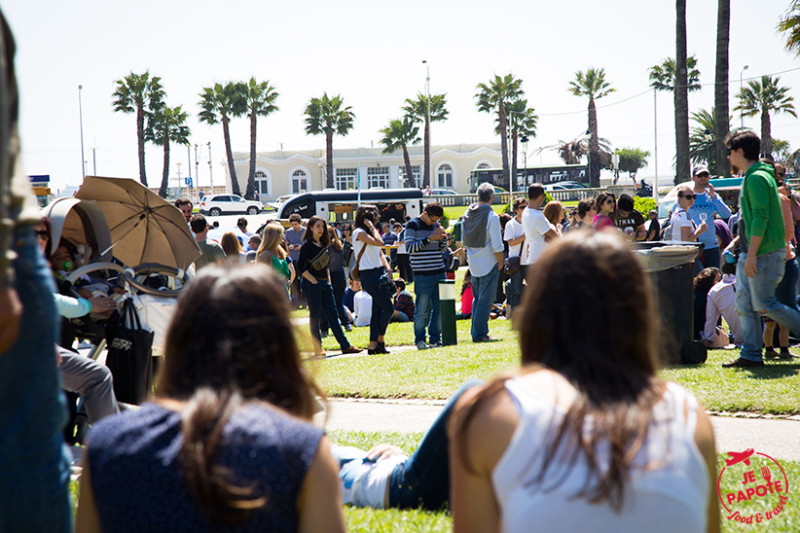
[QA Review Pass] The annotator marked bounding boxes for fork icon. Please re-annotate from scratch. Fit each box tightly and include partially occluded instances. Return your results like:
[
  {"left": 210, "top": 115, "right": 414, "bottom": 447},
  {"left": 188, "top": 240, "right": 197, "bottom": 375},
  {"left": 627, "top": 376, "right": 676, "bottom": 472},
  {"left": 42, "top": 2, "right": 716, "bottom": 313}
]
[{"left": 762, "top": 466, "right": 772, "bottom": 482}]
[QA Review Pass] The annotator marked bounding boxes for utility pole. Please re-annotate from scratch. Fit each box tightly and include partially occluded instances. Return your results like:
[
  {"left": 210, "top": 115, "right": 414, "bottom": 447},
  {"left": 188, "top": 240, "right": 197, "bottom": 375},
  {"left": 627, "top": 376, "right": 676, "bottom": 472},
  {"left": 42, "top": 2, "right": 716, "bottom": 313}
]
[
  {"left": 78, "top": 85, "right": 86, "bottom": 179},
  {"left": 207, "top": 141, "right": 213, "bottom": 191},
  {"left": 194, "top": 144, "right": 200, "bottom": 189}
]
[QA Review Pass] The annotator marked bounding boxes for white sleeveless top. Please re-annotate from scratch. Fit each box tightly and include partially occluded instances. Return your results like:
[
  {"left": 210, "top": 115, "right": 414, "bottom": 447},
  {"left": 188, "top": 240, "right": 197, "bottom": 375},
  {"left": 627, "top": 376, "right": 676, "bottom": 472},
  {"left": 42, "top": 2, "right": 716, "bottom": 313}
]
[
  {"left": 493, "top": 379, "right": 708, "bottom": 533},
  {"left": 352, "top": 228, "right": 384, "bottom": 270}
]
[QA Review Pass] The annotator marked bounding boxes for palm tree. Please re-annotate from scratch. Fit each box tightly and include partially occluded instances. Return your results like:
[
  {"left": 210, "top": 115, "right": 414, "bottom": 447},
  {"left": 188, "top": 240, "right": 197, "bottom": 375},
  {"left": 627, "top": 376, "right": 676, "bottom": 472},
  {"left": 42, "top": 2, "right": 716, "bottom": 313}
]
[
  {"left": 675, "top": 0, "right": 690, "bottom": 184},
  {"left": 475, "top": 74, "right": 524, "bottom": 190},
  {"left": 500, "top": 99, "right": 537, "bottom": 189},
  {"left": 734, "top": 76, "right": 797, "bottom": 158},
  {"left": 568, "top": 68, "right": 614, "bottom": 188},
  {"left": 379, "top": 117, "right": 420, "bottom": 188},
  {"left": 648, "top": 55, "right": 701, "bottom": 91},
  {"left": 689, "top": 108, "right": 731, "bottom": 176},
  {"left": 402, "top": 93, "right": 448, "bottom": 189},
  {"left": 715, "top": 0, "right": 731, "bottom": 177},
  {"left": 778, "top": 1, "right": 800, "bottom": 56},
  {"left": 304, "top": 93, "right": 355, "bottom": 189},
  {"left": 198, "top": 82, "right": 247, "bottom": 196},
  {"left": 145, "top": 105, "right": 191, "bottom": 198},
  {"left": 649, "top": 54, "right": 701, "bottom": 184},
  {"left": 112, "top": 71, "right": 165, "bottom": 187},
  {"left": 542, "top": 135, "right": 612, "bottom": 168},
  {"left": 242, "top": 78, "right": 279, "bottom": 200}
]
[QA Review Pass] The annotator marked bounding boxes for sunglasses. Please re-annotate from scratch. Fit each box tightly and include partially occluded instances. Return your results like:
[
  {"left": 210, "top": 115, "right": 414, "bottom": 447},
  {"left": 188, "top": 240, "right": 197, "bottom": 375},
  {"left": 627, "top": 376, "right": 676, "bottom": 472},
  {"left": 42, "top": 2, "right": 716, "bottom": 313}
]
[{"left": 680, "top": 194, "right": 696, "bottom": 200}]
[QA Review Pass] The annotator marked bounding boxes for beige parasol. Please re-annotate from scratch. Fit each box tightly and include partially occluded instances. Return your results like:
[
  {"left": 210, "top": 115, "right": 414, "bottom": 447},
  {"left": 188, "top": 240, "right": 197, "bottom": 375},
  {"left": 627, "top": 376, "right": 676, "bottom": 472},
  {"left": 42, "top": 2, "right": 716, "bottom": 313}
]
[{"left": 75, "top": 176, "right": 200, "bottom": 270}]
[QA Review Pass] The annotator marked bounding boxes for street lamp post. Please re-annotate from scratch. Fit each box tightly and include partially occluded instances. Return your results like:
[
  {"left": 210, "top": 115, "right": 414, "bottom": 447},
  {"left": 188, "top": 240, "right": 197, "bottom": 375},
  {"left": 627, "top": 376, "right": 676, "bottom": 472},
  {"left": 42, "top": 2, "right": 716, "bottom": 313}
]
[
  {"left": 739, "top": 65, "right": 749, "bottom": 129},
  {"left": 422, "top": 60, "right": 431, "bottom": 189},
  {"left": 78, "top": 85, "right": 86, "bottom": 179},
  {"left": 176, "top": 162, "right": 182, "bottom": 199}
]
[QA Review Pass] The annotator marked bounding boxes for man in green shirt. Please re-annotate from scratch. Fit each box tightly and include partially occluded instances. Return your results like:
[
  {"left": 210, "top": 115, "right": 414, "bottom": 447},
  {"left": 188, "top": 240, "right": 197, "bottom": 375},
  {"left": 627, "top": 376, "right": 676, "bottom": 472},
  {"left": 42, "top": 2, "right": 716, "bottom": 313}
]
[
  {"left": 190, "top": 215, "right": 226, "bottom": 271},
  {"left": 723, "top": 130, "right": 795, "bottom": 368}
]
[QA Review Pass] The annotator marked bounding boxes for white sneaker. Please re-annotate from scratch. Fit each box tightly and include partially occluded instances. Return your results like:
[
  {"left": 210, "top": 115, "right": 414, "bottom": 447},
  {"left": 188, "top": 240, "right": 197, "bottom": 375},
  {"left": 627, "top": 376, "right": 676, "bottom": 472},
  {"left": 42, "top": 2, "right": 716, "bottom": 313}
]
[
  {"left": 416, "top": 341, "right": 428, "bottom": 350},
  {"left": 339, "top": 455, "right": 406, "bottom": 509}
]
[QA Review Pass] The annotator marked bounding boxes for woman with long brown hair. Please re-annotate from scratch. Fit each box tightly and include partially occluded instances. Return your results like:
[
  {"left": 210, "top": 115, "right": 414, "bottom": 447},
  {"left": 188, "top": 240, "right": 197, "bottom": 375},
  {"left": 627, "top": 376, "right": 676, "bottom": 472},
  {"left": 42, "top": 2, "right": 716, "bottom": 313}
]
[
  {"left": 220, "top": 231, "right": 246, "bottom": 265},
  {"left": 449, "top": 232, "right": 719, "bottom": 533},
  {"left": 256, "top": 222, "right": 295, "bottom": 290},
  {"left": 75, "top": 265, "right": 345, "bottom": 532}
]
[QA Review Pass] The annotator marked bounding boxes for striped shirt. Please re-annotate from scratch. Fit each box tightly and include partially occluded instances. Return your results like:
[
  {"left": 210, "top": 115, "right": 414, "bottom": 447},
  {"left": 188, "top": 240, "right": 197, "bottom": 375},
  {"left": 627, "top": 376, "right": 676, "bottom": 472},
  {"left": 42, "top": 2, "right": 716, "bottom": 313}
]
[{"left": 405, "top": 217, "right": 447, "bottom": 275}]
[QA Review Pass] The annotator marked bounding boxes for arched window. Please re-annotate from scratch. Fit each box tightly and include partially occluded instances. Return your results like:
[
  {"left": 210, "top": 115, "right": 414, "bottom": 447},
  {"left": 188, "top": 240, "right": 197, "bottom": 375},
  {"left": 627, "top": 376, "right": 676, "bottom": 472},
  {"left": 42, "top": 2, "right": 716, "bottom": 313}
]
[
  {"left": 255, "top": 170, "right": 270, "bottom": 197},
  {"left": 291, "top": 169, "right": 309, "bottom": 194},
  {"left": 437, "top": 164, "right": 454, "bottom": 189},
  {"left": 476, "top": 162, "right": 490, "bottom": 170}
]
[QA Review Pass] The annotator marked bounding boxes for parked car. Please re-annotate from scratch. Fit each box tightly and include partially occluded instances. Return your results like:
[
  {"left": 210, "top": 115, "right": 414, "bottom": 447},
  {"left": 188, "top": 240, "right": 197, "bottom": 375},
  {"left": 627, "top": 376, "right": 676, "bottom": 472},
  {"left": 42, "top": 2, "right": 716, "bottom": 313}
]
[
  {"left": 200, "top": 194, "right": 264, "bottom": 216},
  {"left": 429, "top": 188, "right": 457, "bottom": 196}
]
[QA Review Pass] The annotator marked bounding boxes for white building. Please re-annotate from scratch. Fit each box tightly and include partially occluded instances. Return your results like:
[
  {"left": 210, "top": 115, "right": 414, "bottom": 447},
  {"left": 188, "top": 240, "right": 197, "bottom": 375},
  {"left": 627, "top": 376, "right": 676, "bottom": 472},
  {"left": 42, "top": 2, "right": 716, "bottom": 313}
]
[{"left": 225, "top": 143, "right": 502, "bottom": 201}]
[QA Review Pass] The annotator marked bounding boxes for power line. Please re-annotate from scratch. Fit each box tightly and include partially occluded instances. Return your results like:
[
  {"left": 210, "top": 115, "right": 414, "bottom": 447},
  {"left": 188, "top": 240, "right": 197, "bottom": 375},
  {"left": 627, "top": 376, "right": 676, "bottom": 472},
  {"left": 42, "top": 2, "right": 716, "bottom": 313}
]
[{"left": 537, "top": 65, "right": 800, "bottom": 118}]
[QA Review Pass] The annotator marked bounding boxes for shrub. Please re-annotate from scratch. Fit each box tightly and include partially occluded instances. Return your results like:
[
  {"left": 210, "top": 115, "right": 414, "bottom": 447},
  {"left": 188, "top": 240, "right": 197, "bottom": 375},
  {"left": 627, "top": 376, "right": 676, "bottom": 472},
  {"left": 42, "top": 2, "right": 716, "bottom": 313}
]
[{"left": 634, "top": 196, "right": 656, "bottom": 216}]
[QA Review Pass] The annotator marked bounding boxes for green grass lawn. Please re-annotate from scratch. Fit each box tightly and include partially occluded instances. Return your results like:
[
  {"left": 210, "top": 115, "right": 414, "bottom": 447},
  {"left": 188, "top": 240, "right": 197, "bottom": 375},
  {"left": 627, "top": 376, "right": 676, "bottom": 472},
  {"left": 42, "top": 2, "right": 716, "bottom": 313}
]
[{"left": 308, "top": 314, "right": 800, "bottom": 414}]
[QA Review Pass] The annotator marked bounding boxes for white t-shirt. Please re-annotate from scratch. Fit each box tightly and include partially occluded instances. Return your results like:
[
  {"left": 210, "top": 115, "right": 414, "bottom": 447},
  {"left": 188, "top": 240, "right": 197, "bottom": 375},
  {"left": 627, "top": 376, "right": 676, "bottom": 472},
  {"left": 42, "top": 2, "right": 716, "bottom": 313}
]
[
  {"left": 353, "top": 290, "right": 373, "bottom": 327},
  {"left": 352, "top": 228, "right": 385, "bottom": 270},
  {"left": 670, "top": 207, "right": 695, "bottom": 241},
  {"left": 493, "top": 378, "right": 708, "bottom": 533},
  {"left": 504, "top": 217, "right": 525, "bottom": 258},
  {"left": 521, "top": 207, "right": 552, "bottom": 265}
]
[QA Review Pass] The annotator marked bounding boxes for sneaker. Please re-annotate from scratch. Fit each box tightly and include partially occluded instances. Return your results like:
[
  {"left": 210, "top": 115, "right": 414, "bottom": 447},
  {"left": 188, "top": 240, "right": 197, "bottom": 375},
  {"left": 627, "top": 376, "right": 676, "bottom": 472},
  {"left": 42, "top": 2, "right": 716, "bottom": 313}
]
[
  {"left": 722, "top": 357, "right": 764, "bottom": 368},
  {"left": 339, "top": 455, "right": 406, "bottom": 509},
  {"left": 473, "top": 336, "right": 498, "bottom": 343},
  {"left": 341, "top": 346, "right": 363, "bottom": 355},
  {"left": 429, "top": 341, "right": 442, "bottom": 348},
  {"left": 764, "top": 348, "right": 780, "bottom": 360},
  {"left": 779, "top": 349, "right": 796, "bottom": 361},
  {"left": 416, "top": 341, "right": 429, "bottom": 350},
  {"left": 345, "top": 324, "right": 353, "bottom": 332}
]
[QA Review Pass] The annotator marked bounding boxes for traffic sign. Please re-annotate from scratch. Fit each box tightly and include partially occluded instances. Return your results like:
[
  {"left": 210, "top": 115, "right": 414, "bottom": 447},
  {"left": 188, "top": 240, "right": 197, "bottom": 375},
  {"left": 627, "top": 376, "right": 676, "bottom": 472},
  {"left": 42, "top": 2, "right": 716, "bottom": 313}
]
[{"left": 184, "top": 177, "right": 193, "bottom": 188}]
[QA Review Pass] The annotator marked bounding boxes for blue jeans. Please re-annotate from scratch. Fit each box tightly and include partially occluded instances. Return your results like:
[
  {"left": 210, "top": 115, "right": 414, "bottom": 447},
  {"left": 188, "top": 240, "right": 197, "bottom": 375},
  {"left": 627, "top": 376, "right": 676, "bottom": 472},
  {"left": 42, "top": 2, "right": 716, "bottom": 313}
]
[
  {"left": 504, "top": 265, "right": 525, "bottom": 313},
  {"left": 413, "top": 273, "right": 444, "bottom": 344},
  {"left": 736, "top": 251, "right": 800, "bottom": 362},
  {"left": 302, "top": 278, "right": 351, "bottom": 350},
  {"left": 387, "top": 379, "right": 483, "bottom": 509},
  {"left": 0, "top": 226, "right": 71, "bottom": 532},
  {"left": 471, "top": 267, "right": 499, "bottom": 341},
  {"left": 359, "top": 268, "right": 394, "bottom": 342},
  {"left": 696, "top": 246, "right": 721, "bottom": 274}
]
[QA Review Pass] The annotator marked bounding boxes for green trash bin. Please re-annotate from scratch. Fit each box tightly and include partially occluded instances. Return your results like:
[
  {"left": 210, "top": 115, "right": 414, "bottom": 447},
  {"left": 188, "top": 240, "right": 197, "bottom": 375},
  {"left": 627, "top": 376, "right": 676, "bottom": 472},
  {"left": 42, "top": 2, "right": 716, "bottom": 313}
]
[{"left": 633, "top": 242, "right": 706, "bottom": 365}]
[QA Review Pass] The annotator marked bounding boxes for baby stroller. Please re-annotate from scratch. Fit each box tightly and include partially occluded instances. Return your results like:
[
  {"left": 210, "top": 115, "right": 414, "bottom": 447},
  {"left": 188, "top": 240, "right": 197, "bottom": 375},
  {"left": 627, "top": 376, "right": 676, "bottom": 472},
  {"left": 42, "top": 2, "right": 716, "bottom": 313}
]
[{"left": 44, "top": 178, "right": 199, "bottom": 439}]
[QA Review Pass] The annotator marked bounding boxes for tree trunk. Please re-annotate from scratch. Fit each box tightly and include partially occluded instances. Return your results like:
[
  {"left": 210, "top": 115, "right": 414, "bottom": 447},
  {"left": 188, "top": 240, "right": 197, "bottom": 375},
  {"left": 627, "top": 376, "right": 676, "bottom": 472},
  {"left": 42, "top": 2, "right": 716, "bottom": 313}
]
[
  {"left": 326, "top": 131, "right": 334, "bottom": 189},
  {"left": 511, "top": 128, "right": 519, "bottom": 192},
  {"left": 675, "top": 0, "right": 691, "bottom": 185},
  {"left": 245, "top": 113, "right": 258, "bottom": 200},
  {"left": 498, "top": 103, "right": 510, "bottom": 190},
  {"left": 402, "top": 145, "right": 413, "bottom": 188},
  {"left": 223, "top": 116, "right": 241, "bottom": 196},
  {"left": 136, "top": 106, "right": 148, "bottom": 187},
  {"left": 761, "top": 109, "right": 772, "bottom": 159},
  {"left": 714, "top": 0, "right": 731, "bottom": 177},
  {"left": 158, "top": 136, "right": 170, "bottom": 198},
  {"left": 588, "top": 98, "right": 600, "bottom": 188},
  {"left": 423, "top": 119, "right": 431, "bottom": 189}
]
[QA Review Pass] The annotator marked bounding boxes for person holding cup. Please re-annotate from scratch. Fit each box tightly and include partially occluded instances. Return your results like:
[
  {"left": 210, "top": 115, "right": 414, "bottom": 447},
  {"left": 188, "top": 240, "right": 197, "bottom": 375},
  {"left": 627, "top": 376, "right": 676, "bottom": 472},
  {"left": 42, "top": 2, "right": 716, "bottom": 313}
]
[{"left": 687, "top": 165, "right": 732, "bottom": 268}]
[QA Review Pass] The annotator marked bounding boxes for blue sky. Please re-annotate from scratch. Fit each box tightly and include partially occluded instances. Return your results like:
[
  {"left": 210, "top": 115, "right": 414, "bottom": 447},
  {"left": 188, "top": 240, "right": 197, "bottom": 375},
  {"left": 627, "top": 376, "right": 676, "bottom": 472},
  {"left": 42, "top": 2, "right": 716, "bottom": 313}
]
[{"left": 4, "top": 0, "right": 799, "bottom": 192}]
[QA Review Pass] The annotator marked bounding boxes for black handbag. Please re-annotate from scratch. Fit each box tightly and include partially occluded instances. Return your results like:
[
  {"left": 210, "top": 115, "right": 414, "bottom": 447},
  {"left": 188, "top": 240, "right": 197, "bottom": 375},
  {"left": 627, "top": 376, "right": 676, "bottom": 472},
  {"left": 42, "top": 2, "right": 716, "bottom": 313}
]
[
  {"left": 504, "top": 255, "right": 521, "bottom": 275},
  {"left": 104, "top": 298, "right": 154, "bottom": 405}
]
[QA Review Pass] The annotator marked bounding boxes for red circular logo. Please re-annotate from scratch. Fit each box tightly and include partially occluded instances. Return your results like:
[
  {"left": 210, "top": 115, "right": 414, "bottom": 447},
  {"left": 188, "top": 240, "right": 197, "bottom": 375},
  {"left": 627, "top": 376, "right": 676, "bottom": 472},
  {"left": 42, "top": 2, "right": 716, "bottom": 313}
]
[{"left": 717, "top": 449, "right": 790, "bottom": 525}]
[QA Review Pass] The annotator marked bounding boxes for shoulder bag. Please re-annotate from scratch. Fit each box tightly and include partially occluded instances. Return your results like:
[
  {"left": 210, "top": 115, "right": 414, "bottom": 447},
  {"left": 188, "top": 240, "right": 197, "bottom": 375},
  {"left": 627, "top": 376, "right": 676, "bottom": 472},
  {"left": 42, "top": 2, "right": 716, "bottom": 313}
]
[{"left": 350, "top": 242, "right": 368, "bottom": 281}]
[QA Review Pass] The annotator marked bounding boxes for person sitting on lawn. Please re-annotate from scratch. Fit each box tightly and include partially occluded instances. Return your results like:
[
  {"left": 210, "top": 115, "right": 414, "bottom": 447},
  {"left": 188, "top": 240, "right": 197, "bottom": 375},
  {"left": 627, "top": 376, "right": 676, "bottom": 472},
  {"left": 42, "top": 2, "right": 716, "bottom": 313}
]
[
  {"left": 448, "top": 231, "right": 719, "bottom": 532},
  {"left": 75, "top": 265, "right": 345, "bottom": 533},
  {"left": 391, "top": 278, "right": 414, "bottom": 323}
]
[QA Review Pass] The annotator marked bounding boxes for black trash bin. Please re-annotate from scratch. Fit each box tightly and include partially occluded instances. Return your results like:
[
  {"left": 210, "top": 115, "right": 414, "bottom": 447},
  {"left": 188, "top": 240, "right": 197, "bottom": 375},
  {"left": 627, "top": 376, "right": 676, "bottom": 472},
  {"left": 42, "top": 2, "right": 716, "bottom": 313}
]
[{"left": 632, "top": 241, "right": 706, "bottom": 365}]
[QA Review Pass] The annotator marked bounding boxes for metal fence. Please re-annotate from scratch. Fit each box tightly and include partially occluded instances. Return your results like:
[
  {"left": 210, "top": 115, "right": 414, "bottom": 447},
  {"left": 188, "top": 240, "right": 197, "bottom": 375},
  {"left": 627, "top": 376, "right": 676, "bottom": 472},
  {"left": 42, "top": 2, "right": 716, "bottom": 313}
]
[{"left": 429, "top": 186, "right": 636, "bottom": 206}]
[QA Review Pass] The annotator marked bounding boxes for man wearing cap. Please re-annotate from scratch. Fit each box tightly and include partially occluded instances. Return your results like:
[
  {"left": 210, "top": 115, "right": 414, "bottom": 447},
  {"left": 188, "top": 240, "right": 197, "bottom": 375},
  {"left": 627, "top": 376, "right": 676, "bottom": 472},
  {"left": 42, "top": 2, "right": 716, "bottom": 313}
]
[{"left": 687, "top": 164, "right": 731, "bottom": 268}]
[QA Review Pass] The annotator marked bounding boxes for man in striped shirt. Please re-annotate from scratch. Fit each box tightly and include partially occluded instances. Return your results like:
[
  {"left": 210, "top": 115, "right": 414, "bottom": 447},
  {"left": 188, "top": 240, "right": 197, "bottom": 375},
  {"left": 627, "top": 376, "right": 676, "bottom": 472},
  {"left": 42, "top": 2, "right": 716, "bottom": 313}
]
[{"left": 405, "top": 201, "right": 448, "bottom": 350}]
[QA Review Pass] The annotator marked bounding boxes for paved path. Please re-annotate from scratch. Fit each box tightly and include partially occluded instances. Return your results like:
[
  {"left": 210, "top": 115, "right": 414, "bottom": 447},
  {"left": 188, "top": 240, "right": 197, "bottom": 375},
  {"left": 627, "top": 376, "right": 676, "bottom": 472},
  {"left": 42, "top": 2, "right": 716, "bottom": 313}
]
[{"left": 317, "top": 398, "right": 800, "bottom": 461}]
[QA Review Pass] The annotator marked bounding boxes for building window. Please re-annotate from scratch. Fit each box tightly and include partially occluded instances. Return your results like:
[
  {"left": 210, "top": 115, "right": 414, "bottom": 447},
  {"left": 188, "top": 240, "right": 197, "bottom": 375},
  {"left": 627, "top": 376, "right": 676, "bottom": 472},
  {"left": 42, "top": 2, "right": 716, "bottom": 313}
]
[
  {"left": 476, "top": 163, "right": 490, "bottom": 170},
  {"left": 291, "top": 169, "right": 309, "bottom": 194},
  {"left": 399, "top": 166, "right": 421, "bottom": 188},
  {"left": 255, "top": 170, "right": 269, "bottom": 196},
  {"left": 367, "top": 166, "right": 389, "bottom": 189},
  {"left": 437, "top": 164, "right": 454, "bottom": 189},
  {"left": 336, "top": 168, "right": 357, "bottom": 190}
]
